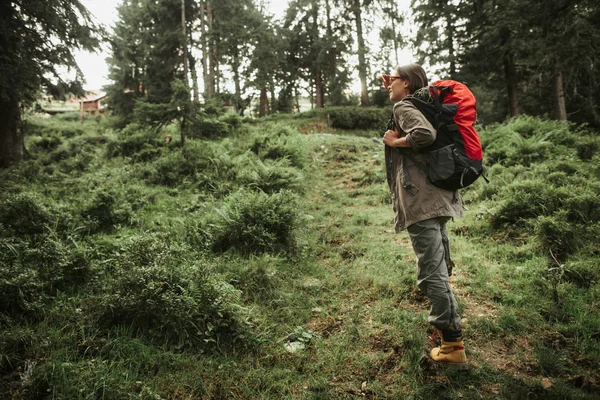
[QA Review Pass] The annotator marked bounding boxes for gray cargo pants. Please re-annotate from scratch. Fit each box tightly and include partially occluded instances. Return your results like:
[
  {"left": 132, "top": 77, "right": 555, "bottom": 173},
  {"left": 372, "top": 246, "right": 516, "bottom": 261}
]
[{"left": 407, "top": 217, "right": 461, "bottom": 331}]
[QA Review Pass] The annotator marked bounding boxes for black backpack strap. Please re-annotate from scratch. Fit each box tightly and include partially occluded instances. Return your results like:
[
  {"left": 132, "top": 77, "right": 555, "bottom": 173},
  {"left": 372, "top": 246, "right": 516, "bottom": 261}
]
[
  {"left": 387, "top": 111, "right": 396, "bottom": 131},
  {"left": 431, "top": 85, "right": 453, "bottom": 129}
]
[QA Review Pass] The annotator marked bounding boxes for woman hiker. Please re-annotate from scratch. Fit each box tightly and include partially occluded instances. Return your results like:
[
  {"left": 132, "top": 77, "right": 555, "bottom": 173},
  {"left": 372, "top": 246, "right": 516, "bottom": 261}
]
[{"left": 381, "top": 63, "right": 467, "bottom": 369}]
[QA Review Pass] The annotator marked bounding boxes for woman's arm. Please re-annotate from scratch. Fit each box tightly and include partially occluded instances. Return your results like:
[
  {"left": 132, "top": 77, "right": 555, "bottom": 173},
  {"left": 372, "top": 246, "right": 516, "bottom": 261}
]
[{"left": 393, "top": 101, "right": 436, "bottom": 149}]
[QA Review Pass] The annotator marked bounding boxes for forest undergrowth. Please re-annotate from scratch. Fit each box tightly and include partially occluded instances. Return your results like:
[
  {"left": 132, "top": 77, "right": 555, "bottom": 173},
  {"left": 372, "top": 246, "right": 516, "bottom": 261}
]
[{"left": 0, "top": 110, "right": 599, "bottom": 399}]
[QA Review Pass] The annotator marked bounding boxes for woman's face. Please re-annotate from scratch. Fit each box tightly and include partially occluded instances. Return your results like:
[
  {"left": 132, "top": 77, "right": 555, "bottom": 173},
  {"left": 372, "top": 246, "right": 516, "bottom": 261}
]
[{"left": 389, "top": 75, "right": 410, "bottom": 102}]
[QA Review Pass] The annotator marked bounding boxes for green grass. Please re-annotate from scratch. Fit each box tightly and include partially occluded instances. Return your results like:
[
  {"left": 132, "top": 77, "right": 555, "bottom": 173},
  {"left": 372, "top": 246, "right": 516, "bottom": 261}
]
[{"left": 0, "top": 113, "right": 599, "bottom": 398}]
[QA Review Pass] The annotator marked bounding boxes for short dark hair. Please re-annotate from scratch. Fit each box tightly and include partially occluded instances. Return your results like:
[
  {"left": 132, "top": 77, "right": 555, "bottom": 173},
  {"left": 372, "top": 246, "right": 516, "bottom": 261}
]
[{"left": 395, "top": 64, "right": 428, "bottom": 94}]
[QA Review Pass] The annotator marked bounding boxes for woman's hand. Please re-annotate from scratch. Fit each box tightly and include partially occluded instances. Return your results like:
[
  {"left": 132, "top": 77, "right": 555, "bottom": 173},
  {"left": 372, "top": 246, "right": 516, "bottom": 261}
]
[
  {"left": 383, "top": 129, "right": 399, "bottom": 146},
  {"left": 381, "top": 74, "right": 391, "bottom": 90},
  {"left": 383, "top": 129, "right": 410, "bottom": 148}
]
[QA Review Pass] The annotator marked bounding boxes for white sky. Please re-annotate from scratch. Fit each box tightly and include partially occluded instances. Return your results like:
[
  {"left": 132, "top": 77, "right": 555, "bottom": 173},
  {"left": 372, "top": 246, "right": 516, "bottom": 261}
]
[{"left": 74, "top": 0, "right": 415, "bottom": 93}]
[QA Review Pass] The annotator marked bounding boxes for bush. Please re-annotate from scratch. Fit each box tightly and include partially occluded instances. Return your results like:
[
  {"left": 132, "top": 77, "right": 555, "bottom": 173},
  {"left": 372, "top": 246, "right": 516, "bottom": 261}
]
[
  {"left": 0, "top": 194, "right": 90, "bottom": 316},
  {"left": 96, "top": 236, "right": 248, "bottom": 347},
  {"left": 29, "top": 134, "right": 63, "bottom": 151},
  {"left": 141, "top": 141, "right": 238, "bottom": 191},
  {"left": 0, "top": 193, "right": 54, "bottom": 236},
  {"left": 219, "top": 112, "right": 244, "bottom": 130},
  {"left": 25, "top": 119, "right": 85, "bottom": 140},
  {"left": 203, "top": 98, "right": 227, "bottom": 117},
  {"left": 564, "top": 190, "right": 600, "bottom": 223},
  {"left": 490, "top": 181, "right": 563, "bottom": 227},
  {"left": 0, "top": 237, "right": 90, "bottom": 316},
  {"left": 327, "top": 107, "right": 388, "bottom": 130},
  {"left": 191, "top": 118, "right": 230, "bottom": 138},
  {"left": 186, "top": 113, "right": 243, "bottom": 139},
  {"left": 210, "top": 190, "right": 300, "bottom": 255},
  {"left": 105, "top": 125, "right": 165, "bottom": 162},
  {"left": 55, "top": 112, "right": 85, "bottom": 122},
  {"left": 576, "top": 138, "right": 599, "bottom": 161},
  {"left": 237, "top": 158, "right": 304, "bottom": 194},
  {"left": 535, "top": 211, "right": 576, "bottom": 261},
  {"left": 80, "top": 189, "right": 134, "bottom": 234},
  {"left": 249, "top": 123, "right": 307, "bottom": 169}
]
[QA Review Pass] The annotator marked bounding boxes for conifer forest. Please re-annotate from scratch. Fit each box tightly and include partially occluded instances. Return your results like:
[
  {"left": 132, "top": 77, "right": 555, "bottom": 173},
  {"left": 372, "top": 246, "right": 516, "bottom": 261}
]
[{"left": 1, "top": 0, "right": 600, "bottom": 398}]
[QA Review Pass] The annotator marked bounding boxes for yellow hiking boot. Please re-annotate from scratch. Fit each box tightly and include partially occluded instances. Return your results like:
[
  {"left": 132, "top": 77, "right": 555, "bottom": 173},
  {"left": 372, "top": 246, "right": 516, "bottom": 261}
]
[{"left": 430, "top": 338, "right": 468, "bottom": 370}]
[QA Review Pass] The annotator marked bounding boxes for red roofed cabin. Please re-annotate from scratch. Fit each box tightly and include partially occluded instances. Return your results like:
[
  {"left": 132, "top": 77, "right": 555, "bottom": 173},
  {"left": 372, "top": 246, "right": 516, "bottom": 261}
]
[{"left": 70, "top": 91, "right": 108, "bottom": 115}]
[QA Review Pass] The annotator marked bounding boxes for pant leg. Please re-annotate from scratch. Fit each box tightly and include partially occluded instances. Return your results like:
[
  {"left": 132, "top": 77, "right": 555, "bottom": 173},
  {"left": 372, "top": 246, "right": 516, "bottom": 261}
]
[
  {"left": 407, "top": 217, "right": 461, "bottom": 331},
  {"left": 441, "top": 220, "right": 455, "bottom": 276}
]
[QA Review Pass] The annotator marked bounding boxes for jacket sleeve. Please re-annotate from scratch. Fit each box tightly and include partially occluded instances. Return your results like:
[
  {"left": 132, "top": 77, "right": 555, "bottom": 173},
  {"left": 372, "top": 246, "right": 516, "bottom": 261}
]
[{"left": 393, "top": 100, "right": 436, "bottom": 150}]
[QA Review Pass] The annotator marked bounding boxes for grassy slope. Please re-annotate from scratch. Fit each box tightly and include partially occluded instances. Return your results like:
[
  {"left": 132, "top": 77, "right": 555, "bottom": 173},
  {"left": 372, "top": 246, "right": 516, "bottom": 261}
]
[
  {"left": 269, "top": 129, "right": 600, "bottom": 399},
  {"left": 1, "top": 115, "right": 599, "bottom": 399}
]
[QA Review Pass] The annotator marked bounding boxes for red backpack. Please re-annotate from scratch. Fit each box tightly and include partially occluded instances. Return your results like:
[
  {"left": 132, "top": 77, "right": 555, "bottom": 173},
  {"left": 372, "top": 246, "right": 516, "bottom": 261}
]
[{"left": 405, "top": 80, "right": 486, "bottom": 191}]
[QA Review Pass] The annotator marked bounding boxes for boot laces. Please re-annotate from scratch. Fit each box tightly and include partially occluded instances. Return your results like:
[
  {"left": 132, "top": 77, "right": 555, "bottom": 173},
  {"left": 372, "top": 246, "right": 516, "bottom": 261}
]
[{"left": 428, "top": 328, "right": 439, "bottom": 347}]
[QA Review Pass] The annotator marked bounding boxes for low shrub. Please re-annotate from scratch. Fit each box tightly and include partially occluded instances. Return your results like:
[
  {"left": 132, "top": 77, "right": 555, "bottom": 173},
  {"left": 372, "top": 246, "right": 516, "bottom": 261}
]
[
  {"left": 186, "top": 113, "right": 244, "bottom": 139},
  {"left": 327, "top": 107, "right": 388, "bottom": 130},
  {"left": 96, "top": 236, "right": 248, "bottom": 347},
  {"left": 25, "top": 119, "right": 86, "bottom": 139},
  {"left": 490, "top": 181, "right": 563, "bottom": 227},
  {"left": 0, "top": 194, "right": 90, "bottom": 316},
  {"left": 237, "top": 158, "right": 304, "bottom": 194},
  {"left": 210, "top": 189, "right": 300, "bottom": 255},
  {"left": 55, "top": 112, "right": 85, "bottom": 122},
  {"left": 105, "top": 125, "right": 165, "bottom": 162},
  {"left": 564, "top": 190, "right": 600, "bottom": 223},
  {"left": 141, "top": 151, "right": 195, "bottom": 187},
  {"left": 576, "top": 138, "right": 599, "bottom": 161},
  {"left": 249, "top": 123, "right": 307, "bottom": 169},
  {"left": 203, "top": 98, "right": 227, "bottom": 117},
  {"left": 0, "top": 193, "right": 69, "bottom": 237},
  {"left": 535, "top": 211, "right": 576, "bottom": 261},
  {"left": 29, "top": 134, "right": 63, "bottom": 151},
  {"left": 191, "top": 118, "right": 230, "bottom": 138},
  {"left": 80, "top": 189, "right": 134, "bottom": 234},
  {"left": 0, "top": 237, "right": 90, "bottom": 316},
  {"left": 141, "top": 142, "right": 238, "bottom": 191},
  {"left": 219, "top": 112, "right": 244, "bottom": 130}
]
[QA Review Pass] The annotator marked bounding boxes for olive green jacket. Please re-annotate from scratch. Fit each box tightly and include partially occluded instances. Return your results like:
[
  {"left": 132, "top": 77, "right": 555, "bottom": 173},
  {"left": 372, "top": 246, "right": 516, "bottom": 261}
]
[{"left": 385, "top": 99, "right": 464, "bottom": 232}]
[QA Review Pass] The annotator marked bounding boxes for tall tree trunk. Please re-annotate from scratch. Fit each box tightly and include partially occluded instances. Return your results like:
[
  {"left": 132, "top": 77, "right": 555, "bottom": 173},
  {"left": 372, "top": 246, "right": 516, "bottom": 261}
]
[
  {"left": 199, "top": 0, "right": 210, "bottom": 99},
  {"left": 207, "top": 1, "right": 216, "bottom": 98},
  {"left": 233, "top": 46, "right": 242, "bottom": 113},
  {"left": 325, "top": 0, "right": 335, "bottom": 99},
  {"left": 554, "top": 69, "right": 567, "bottom": 121},
  {"left": 445, "top": 6, "right": 456, "bottom": 78},
  {"left": 215, "top": 41, "right": 221, "bottom": 94},
  {"left": 310, "top": 0, "right": 324, "bottom": 108},
  {"left": 315, "top": 67, "right": 324, "bottom": 108},
  {"left": 354, "top": 0, "right": 369, "bottom": 106},
  {"left": 503, "top": 53, "right": 520, "bottom": 117},
  {"left": 0, "top": 100, "right": 23, "bottom": 168},
  {"left": 392, "top": 1, "right": 399, "bottom": 66},
  {"left": 259, "top": 86, "right": 269, "bottom": 117},
  {"left": 180, "top": 0, "right": 188, "bottom": 147},
  {"left": 295, "top": 86, "right": 301, "bottom": 113},
  {"left": 269, "top": 81, "right": 275, "bottom": 115},
  {"left": 181, "top": 0, "right": 189, "bottom": 84},
  {"left": 189, "top": 53, "right": 200, "bottom": 102}
]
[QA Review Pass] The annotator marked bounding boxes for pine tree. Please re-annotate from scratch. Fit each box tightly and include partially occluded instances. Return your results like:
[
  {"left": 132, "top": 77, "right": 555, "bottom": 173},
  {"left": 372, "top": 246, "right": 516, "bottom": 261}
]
[
  {"left": 0, "top": 0, "right": 99, "bottom": 167},
  {"left": 105, "top": 0, "right": 188, "bottom": 127}
]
